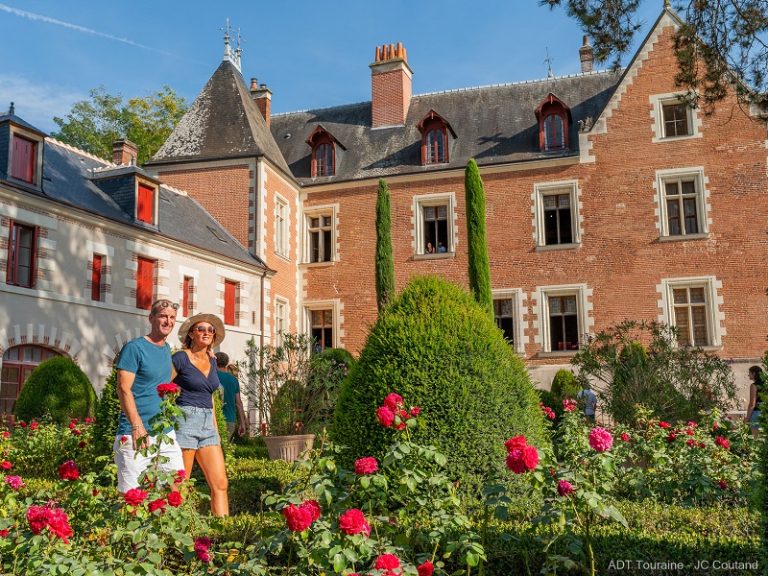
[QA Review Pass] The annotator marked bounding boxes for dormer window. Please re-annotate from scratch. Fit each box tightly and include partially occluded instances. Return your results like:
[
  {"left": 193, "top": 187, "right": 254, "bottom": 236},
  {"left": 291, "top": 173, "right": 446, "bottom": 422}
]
[
  {"left": 137, "top": 181, "right": 157, "bottom": 224},
  {"left": 11, "top": 134, "right": 37, "bottom": 184},
  {"left": 535, "top": 94, "right": 571, "bottom": 152},
  {"left": 306, "top": 126, "right": 344, "bottom": 178},
  {"left": 418, "top": 111, "right": 454, "bottom": 165}
]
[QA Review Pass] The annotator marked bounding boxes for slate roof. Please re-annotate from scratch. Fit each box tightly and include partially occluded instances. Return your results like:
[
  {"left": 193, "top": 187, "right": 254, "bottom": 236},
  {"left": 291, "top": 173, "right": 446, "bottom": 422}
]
[
  {"left": 270, "top": 70, "right": 621, "bottom": 185},
  {"left": 0, "top": 111, "right": 45, "bottom": 136},
  {"left": 148, "top": 60, "right": 291, "bottom": 174},
  {"left": 3, "top": 137, "right": 266, "bottom": 269}
]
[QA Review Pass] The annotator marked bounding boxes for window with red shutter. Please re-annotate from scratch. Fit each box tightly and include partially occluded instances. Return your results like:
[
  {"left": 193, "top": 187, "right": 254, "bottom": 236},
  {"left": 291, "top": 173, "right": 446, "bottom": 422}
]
[
  {"left": 137, "top": 184, "right": 155, "bottom": 224},
  {"left": 182, "top": 276, "right": 193, "bottom": 317},
  {"left": 6, "top": 221, "right": 37, "bottom": 288},
  {"left": 224, "top": 280, "right": 237, "bottom": 325},
  {"left": 91, "top": 254, "right": 103, "bottom": 301},
  {"left": 136, "top": 257, "right": 155, "bottom": 310},
  {"left": 11, "top": 135, "right": 36, "bottom": 184}
]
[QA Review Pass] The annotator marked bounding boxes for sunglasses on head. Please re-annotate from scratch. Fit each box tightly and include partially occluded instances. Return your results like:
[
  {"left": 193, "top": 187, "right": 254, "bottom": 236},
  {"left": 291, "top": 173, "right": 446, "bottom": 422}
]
[
  {"left": 194, "top": 325, "right": 216, "bottom": 334},
  {"left": 151, "top": 299, "right": 179, "bottom": 312}
]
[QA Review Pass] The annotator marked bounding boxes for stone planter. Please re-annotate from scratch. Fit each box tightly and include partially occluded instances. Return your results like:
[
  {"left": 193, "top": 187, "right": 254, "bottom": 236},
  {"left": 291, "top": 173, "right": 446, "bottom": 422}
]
[{"left": 263, "top": 434, "right": 316, "bottom": 462}]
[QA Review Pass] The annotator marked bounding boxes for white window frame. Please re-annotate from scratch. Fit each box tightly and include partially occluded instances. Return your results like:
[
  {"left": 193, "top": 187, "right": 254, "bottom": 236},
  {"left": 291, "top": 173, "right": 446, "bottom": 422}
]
[
  {"left": 413, "top": 192, "right": 456, "bottom": 256},
  {"left": 303, "top": 205, "right": 337, "bottom": 264},
  {"left": 535, "top": 284, "right": 592, "bottom": 354},
  {"left": 650, "top": 93, "right": 701, "bottom": 142},
  {"left": 274, "top": 195, "right": 289, "bottom": 258},
  {"left": 655, "top": 167, "right": 709, "bottom": 239},
  {"left": 533, "top": 180, "right": 581, "bottom": 248},
  {"left": 274, "top": 296, "right": 289, "bottom": 346},
  {"left": 492, "top": 288, "right": 526, "bottom": 355},
  {"left": 658, "top": 276, "right": 723, "bottom": 348},
  {"left": 303, "top": 300, "right": 339, "bottom": 350}
]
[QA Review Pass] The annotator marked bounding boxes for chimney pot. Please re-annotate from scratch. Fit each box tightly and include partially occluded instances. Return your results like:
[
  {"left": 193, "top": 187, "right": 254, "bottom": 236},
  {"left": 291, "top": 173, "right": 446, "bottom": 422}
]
[
  {"left": 370, "top": 41, "right": 413, "bottom": 128},
  {"left": 112, "top": 139, "right": 138, "bottom": 166},
  {"left": 579, "top": 35, "right": 594, "bottom": 73},
  {"left": 250, "top": 77, "right": 258, "bottom": 91},
  {"left": 251, "top": 82, "right": 272, "bottom": 128}
]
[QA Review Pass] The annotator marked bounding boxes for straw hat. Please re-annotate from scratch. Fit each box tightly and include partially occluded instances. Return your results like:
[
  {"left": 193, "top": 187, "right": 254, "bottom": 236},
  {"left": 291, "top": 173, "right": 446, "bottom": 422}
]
[{"left": 178, "top": 313, "right": 226, "bottom": 347}]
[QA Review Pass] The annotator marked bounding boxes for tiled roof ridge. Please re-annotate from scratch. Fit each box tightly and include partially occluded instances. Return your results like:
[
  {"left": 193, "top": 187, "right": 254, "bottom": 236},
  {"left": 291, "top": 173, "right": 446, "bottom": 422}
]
[
  {"left": 272, "top": 68, "right": 623, "bottom": 118},
  {"left": 46, "top": 137, "right": 113, "bottom": 166},
  {"left": 159, "top": 183, "right": 189, "bottom": 197}
]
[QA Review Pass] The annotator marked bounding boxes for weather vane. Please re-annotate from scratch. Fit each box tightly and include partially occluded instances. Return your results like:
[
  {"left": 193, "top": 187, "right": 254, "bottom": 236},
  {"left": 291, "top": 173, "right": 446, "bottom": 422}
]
[{"left": 544, "top": 48, "right": 554, "bottom": 79}]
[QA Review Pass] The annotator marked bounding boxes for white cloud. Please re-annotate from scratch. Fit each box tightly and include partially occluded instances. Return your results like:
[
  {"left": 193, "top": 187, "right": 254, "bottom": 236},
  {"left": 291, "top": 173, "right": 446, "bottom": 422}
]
[{"left": 0, "top": 75, "right": 85, "bottom": 133}]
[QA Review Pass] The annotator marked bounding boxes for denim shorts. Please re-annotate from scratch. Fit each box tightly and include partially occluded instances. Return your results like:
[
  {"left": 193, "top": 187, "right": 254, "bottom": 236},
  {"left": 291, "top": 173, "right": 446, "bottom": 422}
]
[
  {"left": 176, "top": 405, "right": 220, "bottom": 449},
  {"left": 750, "top": 410, "right": 761, "bottom": 430}
]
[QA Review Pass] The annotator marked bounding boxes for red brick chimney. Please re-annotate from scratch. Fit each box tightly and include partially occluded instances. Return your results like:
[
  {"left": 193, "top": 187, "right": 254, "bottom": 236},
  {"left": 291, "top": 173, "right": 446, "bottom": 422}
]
[
  {"left": 250, "top": 78, "right": 272, "bottom": 128},
  {"left": 370, "top": 42, "right": 412, "bottom": 128},
  {"left": 579, "top": 35, "right": 594, "bottom": 73},
  {"left": 112, "top": 139, "right": 138, "bottom": 165}
]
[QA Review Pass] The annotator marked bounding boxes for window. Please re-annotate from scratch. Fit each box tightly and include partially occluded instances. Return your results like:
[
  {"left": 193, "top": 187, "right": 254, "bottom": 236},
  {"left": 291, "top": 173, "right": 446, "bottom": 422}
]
[
  {"left": 306, "top": 127, "right": 343, "bottom": 178},
  {"left": 310, "top": 309, "right": 334, "bottom": 351},
  {"left": 136, "top": 257, "right": 155, "bottom": 310},
  {"left": 1, "top": 345, "right": 60, "bottom": 416},
  {"left": 224, "top": 279, "right": 238, "bottom": 325},
  {"left": 662, "top": 102, "right": 690, "bottom": 137},
  {"left": 182, "top": 276, "right": 194, "bottom": 317},
  {"left": 534, "top": 181, "right": 580, "bottom": 247},
  {"left": 418, "top": 110, "right": 453, "bottom": 165},
  {"left": 414, "top": 193, "right": 455, "bottom": 255},
  {"left": 660, "top": 277, "right": 721, "bottom": 348},
  {"left": 535, "top": 93, "right": 570, "bottom": 152},
  {"left": 91, "top": 254, "right": 104, "bottom": 301},
  {"left": 6, "top": 221, "right": 37, "bottom": 288},
  {"left": 307, "top": 214, "right": 333, "bottom": 263},
  {"left": 656, "top": 168, "right": 707, "bottom": 238},
  {"left": 651, "top": 94, "right": 699, "bottom": 141},
  {"left": 275, "top": 198, "right": 289, "bottom": 257},
  {"left": 11, "top": 134, "right": 37, "bottom": 184},
  {"left": 275, "top": 298, "right": 288, "bottom": 346},
  {"left": 494, "top": 298, "right": 515, "bottom": 344},
  {"left": 423, "top": 205, "right": 448, "bottom": 251},
  {"left": 536, "top": 284, "right": 591, "bottom": 353},
  {"left": 137, "top": 183, "right": 156, "bottom": 224}
]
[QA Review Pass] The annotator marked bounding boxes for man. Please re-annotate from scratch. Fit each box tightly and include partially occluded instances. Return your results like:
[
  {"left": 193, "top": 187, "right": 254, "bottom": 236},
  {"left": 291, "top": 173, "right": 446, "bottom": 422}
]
[
  {"left": 577, "top": 384, "right": 597, "bottom": 424},
  {"left": 215, "top": 352, "right": 248, "bottom": 440},
  {"left": 114, "top": 299, "right": 184, "bottom": 492}
]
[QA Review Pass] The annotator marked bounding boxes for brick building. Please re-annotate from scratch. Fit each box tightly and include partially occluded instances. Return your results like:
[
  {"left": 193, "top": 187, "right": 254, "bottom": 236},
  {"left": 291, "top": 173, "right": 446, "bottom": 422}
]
[{"left": 145, "top": 7, "right": 768, "bottom": 395}]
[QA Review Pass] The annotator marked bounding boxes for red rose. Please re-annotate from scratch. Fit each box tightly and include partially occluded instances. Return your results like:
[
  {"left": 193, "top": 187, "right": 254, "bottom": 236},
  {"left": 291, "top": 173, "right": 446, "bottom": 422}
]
[
  {"left": 58, "top": 460, "right": 80, "bottom": 481},
  {"left": 45, "top": 508, "right": 73, "bottom": 542},
  {"left": 339, "top": 508, "right": 371, "bottom": 536},
  {"left": 282, "top": 503, "right": 313, "bottom": 532},
  {"left": 410, "top": 406, "right": 421, "bottom": 416},
  {"left": 557, "top": 479, "right": 575, "bottom": 496},
  {"left": 376, "top": 554, "right": 401, "bottom": 570},
  {"left": 417, "top": 560, "right": 434, "bottom": 576},
  {"left": 354, "top": 457, "right": 379, "bottom": 475},
  {"left": 175, "top": 469, "right": 187, "bottom": 482},
  {"left": 26, "top": 505, "right": 48, "bottom": 534},
  {"left": 0, "top": 529, "right": 9, "bottom": 537},
  {"left": 2, "top": 431, "right": 9, "bottom": 439},
  {"left": 300, "top": 499, "right": 321, "bottom": 522},
  {"left": 376, "top": 406, "right": 395, "bottom": 428},
  {"left": 124, "top": 488, "right": 149, "bottom": 506},
  {"left": 383, "top": 393, "right": 404, "bottom": 410},
  {"left": 157, "top": 383, "right": 181, "bottom": 398},
  {"left": 620, "top": 432, "right": 631, "bottom": 442},
  {"left": 715, "top": 436, "right": 730, "bottom": 450},
  {"left": 167, "top": 491, "right": 183, "bottom": 507},
  {"left": 562, "top": 399, "right": 577, "bottom": 412},
  {"left": 718, "top": 479, "right": 728, "bottom": 490},
  {"left": 68, "top": 421, "right": 77, "bottom": 429},
  {"left": 119, "top": 435, "right": 129, "bottom": 444},
  {"left": 504, "top": 435, "right": 527, "bottom": 453},
  {"left": 71, "top": 428, "right": 82, "bottom": 436},
  {"left": 659, "top": 421, "right": 671, "bottom": 429},
  {"left": 666, "top": 432, "right": 677, "bottom": 442},
  {"left": 17, "top": 421, "right": 26, "bottom": 428},
  {"left": 84, "top": 417, "right": 92, "bottom": 424},
  {"left": 0, "top": 460, "right": 12, "bottom": 470},
  {"left": 686, "top": 439, "right": 696, "bottom": 447},
  {"left": 194, "top": 537, "right": 212, "bottom": 563},
  {"left": 521, "top": 445, "right": 539, "bottom": 470},
  {"left": 30, "top": 421, "right": 39, "bottom": 431},
  {"left": 148, "top": 498, "right": 167, "bottom": 513}
]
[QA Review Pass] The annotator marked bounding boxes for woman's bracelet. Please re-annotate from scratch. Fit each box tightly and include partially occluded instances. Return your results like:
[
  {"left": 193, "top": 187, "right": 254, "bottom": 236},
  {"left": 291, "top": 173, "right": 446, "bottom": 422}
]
[{"left": 131, "top": 424, "right": 143, "bottom": 430}]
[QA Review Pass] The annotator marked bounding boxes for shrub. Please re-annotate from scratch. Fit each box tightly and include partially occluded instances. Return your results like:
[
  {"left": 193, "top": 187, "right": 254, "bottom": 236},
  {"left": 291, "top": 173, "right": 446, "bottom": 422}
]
[
  {"left": 14, "top": 357, "right": 96, "bottom": 424},
  {"left": 213, "top": 390, "right": 230, "bottom": 456},
  {"left": 550, "top": 369, "right": 580, "bottom": 400},
  {"left": 93, "top": 369, "right": 120, "bottom": 457},
  {"left": 333, "top": 276, "right": 547, "bottom": 496}
]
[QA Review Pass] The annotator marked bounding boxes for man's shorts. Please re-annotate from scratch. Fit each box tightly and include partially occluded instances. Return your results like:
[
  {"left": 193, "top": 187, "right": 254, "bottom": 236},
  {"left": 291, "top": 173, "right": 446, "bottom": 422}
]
[
  {"left": 175, "top": 405, "right": 220, "bottom": 450},
  {"left": 113, "top": 430, "right": 184, "bottom": 493}
]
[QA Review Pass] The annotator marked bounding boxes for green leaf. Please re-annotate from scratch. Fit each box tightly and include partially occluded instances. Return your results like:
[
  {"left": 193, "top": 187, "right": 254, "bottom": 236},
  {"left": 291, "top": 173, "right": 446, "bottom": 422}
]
[{"left": 333, "top": 552, "right": 347, "bottom": 572}]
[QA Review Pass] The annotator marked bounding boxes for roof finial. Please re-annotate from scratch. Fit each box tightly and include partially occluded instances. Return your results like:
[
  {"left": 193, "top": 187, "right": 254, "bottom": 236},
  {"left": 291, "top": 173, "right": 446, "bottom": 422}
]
[
  {"left": 222, "top": 18, "right": 233, "bottom": 60},
  {"left": 664, "top": 0, "right": 670, "bottom": 7},
  {"left": 9, "top": 102, "right": 14, "bottom": 115},
  {"left": 545, "top": 48, "right": 554, "bottom": 79},
  {"left": 221, "top": 18, "right": 242, "bottom": 72},
  {"left": 234, "top": 27, "right": 243, "bottom": 69}
]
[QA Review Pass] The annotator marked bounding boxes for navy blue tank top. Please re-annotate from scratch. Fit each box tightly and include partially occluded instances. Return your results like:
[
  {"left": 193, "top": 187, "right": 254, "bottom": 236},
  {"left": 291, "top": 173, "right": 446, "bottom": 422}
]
[{"left": 172, "top": 351, "right": 220, "bottom": 409}]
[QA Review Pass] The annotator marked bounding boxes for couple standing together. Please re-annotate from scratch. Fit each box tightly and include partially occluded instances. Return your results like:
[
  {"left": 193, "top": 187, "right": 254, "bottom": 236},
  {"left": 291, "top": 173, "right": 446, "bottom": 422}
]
[{"left": 113, "top": 299, "right": 245, "bottom": 516}]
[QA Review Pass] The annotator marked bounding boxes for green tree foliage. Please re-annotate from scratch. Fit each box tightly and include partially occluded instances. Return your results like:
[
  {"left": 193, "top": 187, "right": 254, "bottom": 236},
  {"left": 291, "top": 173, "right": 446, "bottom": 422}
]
[
  {"left": 333, "top": 275, "right": 548, "bottom": 496},
  {"left": 14, "top": 357, "right": 96, "bottom": 423},
  {"left": 93, "top": 368, "right": 120, "bottom": 457},
  {"left": 464, "top": 159, "right": 493, "bottom": 319},
  {"left": 52, "top": 86, "right": 187, "bottom": 165},
  {"left": 375, "top": 179, "right": 396, "bottom": 312},
  {"left": 550, "top": 368, "right": 580, "bottom": 399},
  {"left": 542, "top": 0, "right": 768, "bottom": 109},
  {"left": 571, "top": 320, "right": 735, "bottom": 425}
]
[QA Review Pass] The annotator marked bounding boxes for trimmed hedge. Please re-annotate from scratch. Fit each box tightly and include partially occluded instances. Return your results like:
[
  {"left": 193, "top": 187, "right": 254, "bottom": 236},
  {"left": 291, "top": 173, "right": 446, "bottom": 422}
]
[
  {"left": 550, "top": 368, "right": 579, "bottom": 399},
  {"left": 93, "top": 369, "right": 120, "bottom": 457},
  {"left": 332, "top": 276, "right": 547, "bottom": 496},
  {"left": 15, "top": 356, "right": 96, "bottom": 423}
]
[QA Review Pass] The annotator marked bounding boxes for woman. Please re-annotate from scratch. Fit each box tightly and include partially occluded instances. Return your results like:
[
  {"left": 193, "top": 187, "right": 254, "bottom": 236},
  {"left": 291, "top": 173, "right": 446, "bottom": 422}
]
[
  {"left": 173, "top": 312, "right": 229, "bottom": 515},
  {"left": 746, "top": 365, "right": 764, "bottom": 438}
]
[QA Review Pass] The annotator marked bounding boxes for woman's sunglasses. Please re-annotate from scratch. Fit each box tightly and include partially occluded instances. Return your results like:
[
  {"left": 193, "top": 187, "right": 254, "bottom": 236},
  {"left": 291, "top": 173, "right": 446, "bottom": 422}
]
[{"left": 194, "top": 325, "right": 216, "bottom": 334}]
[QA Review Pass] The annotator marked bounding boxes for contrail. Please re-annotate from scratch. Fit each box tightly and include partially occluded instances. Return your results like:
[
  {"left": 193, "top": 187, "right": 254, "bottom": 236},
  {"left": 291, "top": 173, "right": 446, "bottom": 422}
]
[{"left": 0, "top": 2, "right": 178, "bottom": 57}]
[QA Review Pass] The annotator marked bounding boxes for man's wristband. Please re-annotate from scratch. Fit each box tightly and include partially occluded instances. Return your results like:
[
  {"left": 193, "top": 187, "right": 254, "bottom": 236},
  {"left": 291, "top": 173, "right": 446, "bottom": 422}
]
[{"left": 131, "top": 424, "right": 144, "bottom": 431}]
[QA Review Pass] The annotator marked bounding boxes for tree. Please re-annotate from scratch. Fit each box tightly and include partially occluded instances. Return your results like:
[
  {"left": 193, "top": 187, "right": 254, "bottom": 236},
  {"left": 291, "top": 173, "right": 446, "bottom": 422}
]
[
  {"left": 464, "top": 159, "right": 493, "bottom": 318},
  {"left": 52, "top": 86, "right": 187, "bottom": 165},
  {"left": 375, "top": 179, "right": 396, "bottom": 312},
  {"left": 542, "top": 0, "right": 768, "bottom": 109}
]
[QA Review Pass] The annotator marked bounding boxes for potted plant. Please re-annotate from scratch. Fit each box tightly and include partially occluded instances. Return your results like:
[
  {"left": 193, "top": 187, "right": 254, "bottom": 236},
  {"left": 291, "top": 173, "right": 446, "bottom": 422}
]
[{"left": 241, "top": 332, "right": 349, "bottom": 461}]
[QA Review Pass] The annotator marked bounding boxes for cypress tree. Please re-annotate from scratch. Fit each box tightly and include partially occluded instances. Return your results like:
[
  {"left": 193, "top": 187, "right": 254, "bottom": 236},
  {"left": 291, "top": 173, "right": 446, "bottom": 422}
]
[
  {"left": 464, "top": 159, "right": 493, "bottom": 318},
  {"left": 375, "top": 179, "right": 396, "bottom": 312}
]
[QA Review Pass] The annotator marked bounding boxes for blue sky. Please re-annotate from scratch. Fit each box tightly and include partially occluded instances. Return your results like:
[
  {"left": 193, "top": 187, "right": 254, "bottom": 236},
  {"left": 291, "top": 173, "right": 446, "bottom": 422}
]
[{"left": 0, "top": 1, "right": 663, "bottom": 133}]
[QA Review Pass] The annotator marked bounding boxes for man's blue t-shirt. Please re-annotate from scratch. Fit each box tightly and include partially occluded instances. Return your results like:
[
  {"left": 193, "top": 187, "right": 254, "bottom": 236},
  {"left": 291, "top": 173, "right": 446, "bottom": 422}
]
[
  {"left": 218, "top": 370, "right": 241, "bottom": 423},
  {"left": 116, "top": 337, "right": 172, "bottom": 435}
]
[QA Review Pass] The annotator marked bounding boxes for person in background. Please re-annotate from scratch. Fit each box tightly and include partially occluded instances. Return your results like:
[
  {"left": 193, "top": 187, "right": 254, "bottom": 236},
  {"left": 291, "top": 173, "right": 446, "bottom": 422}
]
[
  {"left": 114, "top": 299, "right": 184, "bottom": 493},
  {"left": 215, "top": 352, "right": 248, "bottom": 440},
  {"left": 437, "top": 242, "right": 447, "bottom": 253},
  {"left": 746, "top": 365, "right": 764, "bottom": 438},
  {"left": 173, "top": 313, "right": 229, "bottom": 516},
  {"left": 577, "top": 383, "right": 597, "bottom": 424},
  {"left": 425, "top": 242, "right": 435, "bottom": 254}
]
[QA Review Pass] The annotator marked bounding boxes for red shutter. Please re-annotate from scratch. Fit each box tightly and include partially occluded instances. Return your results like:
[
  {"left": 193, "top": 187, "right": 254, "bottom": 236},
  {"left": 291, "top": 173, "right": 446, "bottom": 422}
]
[
  {"left": 11, "top": 136, "right": 36, "bottom": 184},
  {"left": 91, "top": 255, "right": 103, "bottom": 301},
  {"left": 182, "top": 276, "right": 191, "bottom": 317},
  {"left": 224, "top": 280, "right": 237, "bottom": 325},
  {"left": 136, "top": 257, "right": 155, "bottom": 309},
  {"left": 137, "top": 184, "right": 155, "bottom": 224}
]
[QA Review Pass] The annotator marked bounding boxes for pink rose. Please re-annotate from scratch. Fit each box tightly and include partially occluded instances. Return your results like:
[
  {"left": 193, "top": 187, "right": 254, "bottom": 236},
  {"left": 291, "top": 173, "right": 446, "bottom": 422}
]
[
  {"left": 376, "top": 406, "right": 395, "bottom": 428},
  {"left": 4, "top": 475, "right": 24, "bottom": 490},
  {"left": 557, "top": 479, "right": 575, "bottom": 496},
  {"left": 58, "top": 460, "right": 80, "bottom": 481},
  {"left": 562, "top": 399, "right": 577, "bottom": 412},
  {"left": 588, "top": 427, "right": 613, "bottom": 452},
  {"left": 505, "top": 439, "right": 539, "bottom": 474},
  {"left": 354, "top": 457, "right": 379, "bottom": 475},
  {"left": 339, "top": 508, "right": 371, "bottom": 536}
]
